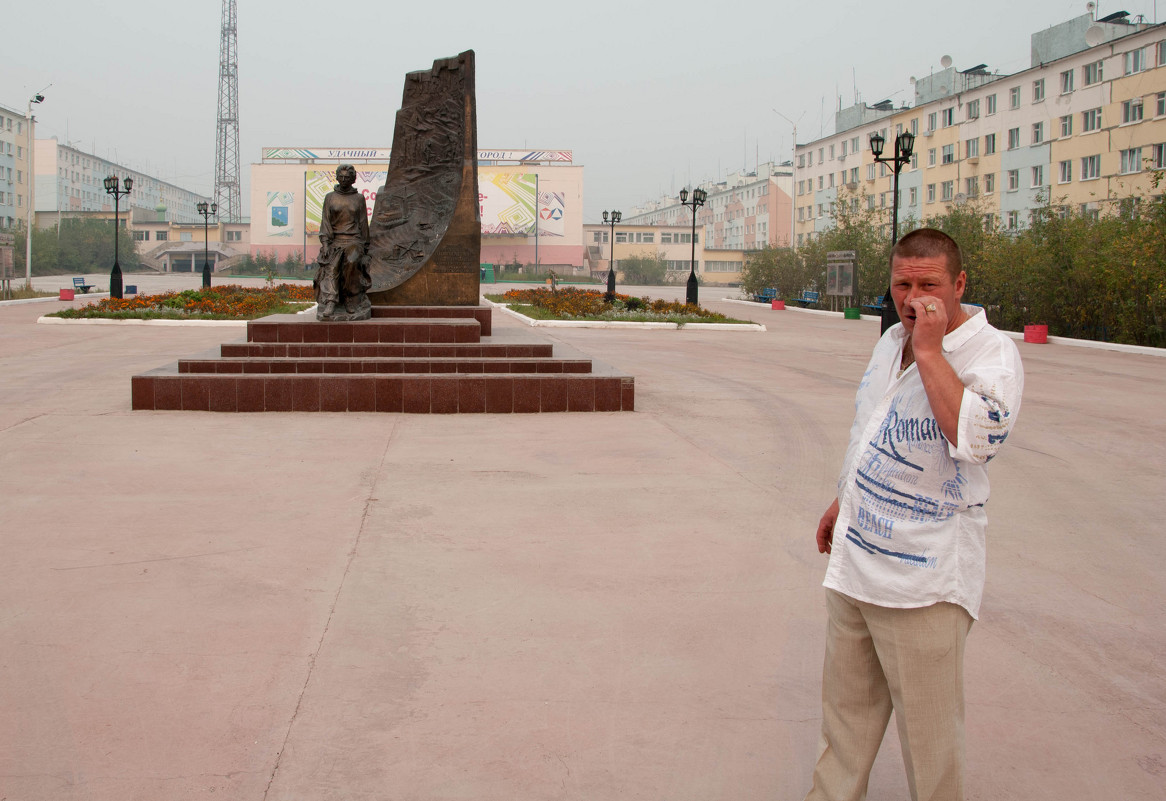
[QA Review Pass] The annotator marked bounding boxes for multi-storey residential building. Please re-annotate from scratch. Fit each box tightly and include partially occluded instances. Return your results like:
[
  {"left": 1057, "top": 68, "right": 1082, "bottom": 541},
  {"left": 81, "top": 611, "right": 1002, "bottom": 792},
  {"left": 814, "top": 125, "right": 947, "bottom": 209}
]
[
  {"left": 581, "top": 221, "right": 746, "bottom": 285},
  {"left": 623, "top": 162, "right": 794, "bottom": 251},
  {"left": 792, "top": 12, "right": 1166, "bottom": 243},
  {"left": 0, "top": 103, "right": 33, "bottom": 231},
  {"left": 34, "top": 138, "right": 210, "bottom": 225}
]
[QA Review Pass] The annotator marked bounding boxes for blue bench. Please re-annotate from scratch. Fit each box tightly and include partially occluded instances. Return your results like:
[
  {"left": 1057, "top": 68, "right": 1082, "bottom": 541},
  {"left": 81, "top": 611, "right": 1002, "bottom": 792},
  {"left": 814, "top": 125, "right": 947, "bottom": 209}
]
[
  {"left": 72, "top": 277, "right": 95, "bottom": 294},
  {"left": 753, "top": 287, "right": 778, "bottom": 304},
  {"left": 793, "top": 290, "right": 820, "bottom": 307},
  {"left": 863, "top": 295, "right": 887, "bottom": 312}
]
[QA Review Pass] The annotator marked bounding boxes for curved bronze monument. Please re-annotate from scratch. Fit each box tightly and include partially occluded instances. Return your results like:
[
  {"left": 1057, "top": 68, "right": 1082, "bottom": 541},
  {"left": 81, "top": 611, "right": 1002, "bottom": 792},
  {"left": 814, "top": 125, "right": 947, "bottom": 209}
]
[{"left": 367, "top": 50, "right": 480, "bottom": 306}]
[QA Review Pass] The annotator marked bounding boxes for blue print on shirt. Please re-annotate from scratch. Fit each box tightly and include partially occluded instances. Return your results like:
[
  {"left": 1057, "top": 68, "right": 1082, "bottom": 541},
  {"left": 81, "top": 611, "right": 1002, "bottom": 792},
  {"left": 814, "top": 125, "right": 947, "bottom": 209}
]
[{"left": 846, "top": 527, "right": 936, "bottom": 567}]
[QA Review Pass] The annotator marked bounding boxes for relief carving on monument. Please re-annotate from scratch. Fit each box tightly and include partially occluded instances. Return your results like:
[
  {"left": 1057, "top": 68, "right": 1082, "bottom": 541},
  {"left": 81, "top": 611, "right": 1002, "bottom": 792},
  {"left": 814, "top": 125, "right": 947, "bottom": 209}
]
[{"left": 366, "top": 50, "right": 481, "bottom": 306}]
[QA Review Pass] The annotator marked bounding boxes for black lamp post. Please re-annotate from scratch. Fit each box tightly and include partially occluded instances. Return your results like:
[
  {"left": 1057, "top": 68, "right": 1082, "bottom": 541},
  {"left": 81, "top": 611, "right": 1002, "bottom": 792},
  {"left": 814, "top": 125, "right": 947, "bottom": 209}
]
[
  {"left": 602, "top": 209, "right": 621, "bottom": 302},
  {"left": 869, "top": 130, "right": 915, "bottom": 333},
  {"left": 103, "top": 175, "right": 132, "bottom": 299},
  {"left": 196, "top": 201, "right": 218, "bottom": 288},
  {"left": 679, "top": 187, "right": 707, "bottom": 306}
]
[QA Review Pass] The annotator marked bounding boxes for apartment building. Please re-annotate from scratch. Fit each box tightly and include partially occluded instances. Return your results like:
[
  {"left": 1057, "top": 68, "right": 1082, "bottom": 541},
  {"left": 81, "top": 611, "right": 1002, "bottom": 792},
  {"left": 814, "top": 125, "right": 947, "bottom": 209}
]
[
  {"left": 792, "top": 12, "right": 1166, "bottom": 243},
  {"left": 0, "top": 103, "right": 33, "bottom": 231},
  {"left": 34, "top": 138, "right": 211, "bottom": 225},
  {"left": 623, "top": 162, "right": 794, "bottom": 251}
]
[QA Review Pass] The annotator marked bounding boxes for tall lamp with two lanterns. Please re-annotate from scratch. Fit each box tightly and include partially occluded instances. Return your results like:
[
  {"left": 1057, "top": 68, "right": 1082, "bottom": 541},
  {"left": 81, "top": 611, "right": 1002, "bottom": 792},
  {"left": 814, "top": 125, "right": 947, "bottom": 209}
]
[
  {"left": 196, "top": 201, "right": 218, "bottom": 288},
  {"left": 601, "top": 209, "right": 621, "bottom": 302},
  {"left": 868, "top": 129, "right": 914, "bottom": 333},
  {"left": 103, "top": 175, "right": 132, "bottom": 299},
  {"left": 679, "top": 187, "right": 707, "bottom": 306}
]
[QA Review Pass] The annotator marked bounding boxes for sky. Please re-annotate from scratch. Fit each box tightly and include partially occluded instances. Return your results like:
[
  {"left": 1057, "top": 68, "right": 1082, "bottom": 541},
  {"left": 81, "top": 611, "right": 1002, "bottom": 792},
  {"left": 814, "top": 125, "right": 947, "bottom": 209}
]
[{"left": 5, "top": 0, "right": 1162, "bottom": 223}]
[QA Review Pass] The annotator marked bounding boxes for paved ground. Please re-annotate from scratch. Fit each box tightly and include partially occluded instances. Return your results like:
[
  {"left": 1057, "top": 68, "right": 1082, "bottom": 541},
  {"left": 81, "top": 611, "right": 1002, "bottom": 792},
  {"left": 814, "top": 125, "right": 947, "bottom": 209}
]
[{"left": 1, "top": 277, "right": 1163, "bottom": 800}]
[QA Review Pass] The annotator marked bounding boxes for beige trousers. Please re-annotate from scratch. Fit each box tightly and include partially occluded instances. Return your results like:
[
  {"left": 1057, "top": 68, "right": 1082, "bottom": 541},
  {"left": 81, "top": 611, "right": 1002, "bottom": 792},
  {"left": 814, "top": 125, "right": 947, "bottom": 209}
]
[{"left": 804, "top": 589, "right": 974, "bottom": 801}]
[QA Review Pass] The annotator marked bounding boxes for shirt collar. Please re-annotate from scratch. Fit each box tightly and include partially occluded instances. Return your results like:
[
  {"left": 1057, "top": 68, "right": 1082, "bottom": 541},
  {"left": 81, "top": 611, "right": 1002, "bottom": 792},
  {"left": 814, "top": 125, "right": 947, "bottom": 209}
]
[{"left": 942, "top": 304, "right": 988, "bottom": 351}]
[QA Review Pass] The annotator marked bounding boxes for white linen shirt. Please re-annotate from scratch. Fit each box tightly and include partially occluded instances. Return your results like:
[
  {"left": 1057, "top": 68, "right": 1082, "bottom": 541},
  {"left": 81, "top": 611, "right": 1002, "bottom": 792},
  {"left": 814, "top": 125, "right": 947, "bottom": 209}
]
[{"left": 823, "top": 305, "right": 1024, "bottom": 619}]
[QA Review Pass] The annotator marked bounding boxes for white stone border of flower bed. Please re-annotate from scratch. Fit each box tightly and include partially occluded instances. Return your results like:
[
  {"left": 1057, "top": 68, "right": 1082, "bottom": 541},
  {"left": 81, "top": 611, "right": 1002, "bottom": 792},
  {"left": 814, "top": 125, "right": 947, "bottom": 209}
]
[{"left": 485, "top": 299, "right": 765, "bottom": 332}]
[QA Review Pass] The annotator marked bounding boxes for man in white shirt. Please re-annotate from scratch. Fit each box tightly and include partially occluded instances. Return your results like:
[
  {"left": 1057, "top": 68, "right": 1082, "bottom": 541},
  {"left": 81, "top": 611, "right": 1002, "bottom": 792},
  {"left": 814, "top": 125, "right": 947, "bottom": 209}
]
[{"left": 804, "top": 228, "right": 1024, "bottom": 801}]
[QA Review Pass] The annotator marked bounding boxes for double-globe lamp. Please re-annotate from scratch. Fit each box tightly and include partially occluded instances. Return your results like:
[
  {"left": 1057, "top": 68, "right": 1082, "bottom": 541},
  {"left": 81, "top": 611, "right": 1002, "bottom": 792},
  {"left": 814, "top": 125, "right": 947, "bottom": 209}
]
[
  {"left": 868, "top": 129, "right": 915, "bottom": 333},
  {"left": 103, "top": 175, "right": 133, "bottom": 299},
  {"left": 679, "top": 187, "right": 707, "bottom": 306},
  {"left": 602, "top": 209, "right": 621, "bottom": 302},
  {"left": 196, "top": 201, "right": 218, "bottom": 288}
]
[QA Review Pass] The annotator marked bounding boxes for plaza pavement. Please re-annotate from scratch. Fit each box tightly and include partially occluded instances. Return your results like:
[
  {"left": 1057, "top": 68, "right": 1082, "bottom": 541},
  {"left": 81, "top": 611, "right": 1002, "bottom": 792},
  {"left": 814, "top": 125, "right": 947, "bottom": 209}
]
[{"left": 1, "top": 274, "right": 1163, "bottom": 800}]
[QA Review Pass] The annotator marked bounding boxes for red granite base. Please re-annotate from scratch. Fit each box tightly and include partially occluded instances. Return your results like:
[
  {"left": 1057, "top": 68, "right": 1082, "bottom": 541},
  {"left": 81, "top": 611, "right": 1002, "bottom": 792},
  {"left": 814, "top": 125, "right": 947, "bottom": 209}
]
[{"left": 131, "top": 305, "right": 634, "bottom": 413}]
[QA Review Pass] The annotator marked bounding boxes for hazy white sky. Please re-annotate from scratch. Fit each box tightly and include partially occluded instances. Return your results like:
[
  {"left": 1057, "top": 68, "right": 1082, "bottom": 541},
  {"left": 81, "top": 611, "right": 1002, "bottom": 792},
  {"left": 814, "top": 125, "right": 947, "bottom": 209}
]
[{"left": 5, "top": 0, "right": 1161, "bottom": 221}]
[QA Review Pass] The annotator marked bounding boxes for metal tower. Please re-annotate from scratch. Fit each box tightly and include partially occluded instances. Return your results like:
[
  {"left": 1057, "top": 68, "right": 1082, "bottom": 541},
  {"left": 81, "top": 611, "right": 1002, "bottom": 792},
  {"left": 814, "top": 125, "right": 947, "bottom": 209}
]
[{"left": 214, "top": 0, "right": 241, "bottom": 222}]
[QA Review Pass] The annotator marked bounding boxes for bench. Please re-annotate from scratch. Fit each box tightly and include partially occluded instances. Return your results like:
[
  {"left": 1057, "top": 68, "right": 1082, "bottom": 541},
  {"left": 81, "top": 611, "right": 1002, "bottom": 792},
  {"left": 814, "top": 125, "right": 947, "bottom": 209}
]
[
  {"left": 793, "top": 290, "right": 820, "bottom": 307},
  {"left": 753, "top": 287, "right": 778, "bottom": 304},
  {"left": 863, "top": 295, "right": 887, "bottom": 313},
  {"left": 72, "top": 277, "right": 95, "bottom": 294}
]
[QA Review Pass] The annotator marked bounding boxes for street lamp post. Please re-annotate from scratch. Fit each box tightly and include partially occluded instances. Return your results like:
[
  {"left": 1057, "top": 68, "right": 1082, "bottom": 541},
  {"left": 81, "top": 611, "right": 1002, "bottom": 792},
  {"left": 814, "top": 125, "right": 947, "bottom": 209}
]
[
  {"left": 679, "top": 187, "right": 707, "bottom": 306},
  {"left": 103, "top": 175, "right": 132, "bottom": 299},
  {"left": 869, "top": 129, "right": 915, "bottom": 333},
  {"left": 25, "top": 92, "right": 45, "bottom": 289},
  {"left": 602, "top": 209, "right": 621, "bottom": 302},
  {"left": 196, "top": 201, "right": 218, "bottom": 288}
]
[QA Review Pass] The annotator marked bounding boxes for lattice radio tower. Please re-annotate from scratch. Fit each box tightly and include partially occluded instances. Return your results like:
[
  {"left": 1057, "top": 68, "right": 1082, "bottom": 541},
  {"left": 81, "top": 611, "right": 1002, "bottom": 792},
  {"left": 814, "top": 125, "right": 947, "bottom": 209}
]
[{"left": 214, "top": 0, "right": 241, "bottom": 222}]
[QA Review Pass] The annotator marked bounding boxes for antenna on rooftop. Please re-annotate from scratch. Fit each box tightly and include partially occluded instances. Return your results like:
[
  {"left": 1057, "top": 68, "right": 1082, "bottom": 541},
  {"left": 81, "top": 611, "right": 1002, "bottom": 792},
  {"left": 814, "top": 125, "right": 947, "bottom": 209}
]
[
  {"left": 1085, "top": 24, "right": 1106, "bottom": 46},
  {"left": 940, "top": 54, "right": 953, "bottom": 69}
]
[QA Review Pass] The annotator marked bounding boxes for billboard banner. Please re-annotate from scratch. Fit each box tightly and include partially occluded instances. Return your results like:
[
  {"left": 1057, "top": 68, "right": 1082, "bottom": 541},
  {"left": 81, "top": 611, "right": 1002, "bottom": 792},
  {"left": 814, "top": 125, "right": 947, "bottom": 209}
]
[
  {"left": 266, "top": 191, "right": 295, "bottom": 238},
  {"left": 263, "top": 147, "right": 573, "bottom": 164},
  {"left": 480, "top": 172, "right": 537, "bottom": 235},
  {"left": 304, "top": 170, "right": 386, "bottom": 236}
]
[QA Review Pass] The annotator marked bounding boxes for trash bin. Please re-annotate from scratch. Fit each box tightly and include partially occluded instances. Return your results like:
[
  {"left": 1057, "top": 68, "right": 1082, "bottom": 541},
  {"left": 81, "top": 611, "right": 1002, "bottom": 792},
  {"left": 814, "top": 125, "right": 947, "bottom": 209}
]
[
  {"left": 844, "top": 307, "right": 861, "bottom": 319},
  {"left": 771, "top": 300, "right": 785, "bottom": 310},
  {"left": 60, "top": 289, "right": 75, "bottom": 301}
]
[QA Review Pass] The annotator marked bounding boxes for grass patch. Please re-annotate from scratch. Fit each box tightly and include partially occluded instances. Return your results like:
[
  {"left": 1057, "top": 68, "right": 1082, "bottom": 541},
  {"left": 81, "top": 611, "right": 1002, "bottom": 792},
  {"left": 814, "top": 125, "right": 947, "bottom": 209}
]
[
  {"left": 486, "top": 288, "right": 753, "bottom": 326},
  {"left": 2, "top": 287, "right": 60, "bottom": 300},
  {"left": 45, "top": 284, "right": 315, "bottom": 321}
]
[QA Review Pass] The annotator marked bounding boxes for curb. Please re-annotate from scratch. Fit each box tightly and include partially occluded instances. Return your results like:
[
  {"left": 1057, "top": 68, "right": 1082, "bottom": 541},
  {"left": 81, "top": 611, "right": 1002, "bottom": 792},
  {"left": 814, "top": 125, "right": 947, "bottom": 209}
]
[{"left": 485, "top": 299, "right": 766, "bottom": 332}]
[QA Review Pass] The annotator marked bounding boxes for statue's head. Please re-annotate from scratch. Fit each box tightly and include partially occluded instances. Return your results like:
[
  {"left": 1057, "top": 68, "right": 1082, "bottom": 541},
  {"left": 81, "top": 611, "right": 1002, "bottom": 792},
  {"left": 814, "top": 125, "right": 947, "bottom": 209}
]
[{"left": 336, "top": 164, "right": 357, "bottom": 188}]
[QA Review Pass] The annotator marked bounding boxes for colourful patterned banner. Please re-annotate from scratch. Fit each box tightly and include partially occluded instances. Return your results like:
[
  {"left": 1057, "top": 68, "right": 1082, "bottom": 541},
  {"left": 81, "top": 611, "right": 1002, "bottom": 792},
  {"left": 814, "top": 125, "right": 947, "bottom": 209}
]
[
  {"left": 266, "top": 191, "right": 295, "bottom": 238},
  {"left": 263, "top": 148, "right": 572, "bottom": 163},
  {"left": 480, "top": 173, "right": 537, "bottom": 235}
]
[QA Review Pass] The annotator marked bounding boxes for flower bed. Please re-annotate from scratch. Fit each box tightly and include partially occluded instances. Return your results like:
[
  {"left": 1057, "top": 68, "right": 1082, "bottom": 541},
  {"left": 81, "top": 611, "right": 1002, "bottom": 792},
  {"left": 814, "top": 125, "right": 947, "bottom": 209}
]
[
  {"left": 490, "top": 287, "right": 747, "bottom": 325},
  {"left": 48, "top": 284, "right": 315, "bottom": 320}
]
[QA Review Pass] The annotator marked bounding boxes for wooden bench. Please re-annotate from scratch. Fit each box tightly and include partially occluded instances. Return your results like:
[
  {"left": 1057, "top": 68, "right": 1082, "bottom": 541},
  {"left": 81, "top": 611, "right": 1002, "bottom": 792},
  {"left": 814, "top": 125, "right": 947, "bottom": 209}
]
[
  {"left": 753, "top": 287, "right": 778, "bottom": 304},
  {"left": 72, "top": 277, "right": 95, "bottom": 294},
  {"left": 863, "top": 295, "right": 887, "bottom": 313},
  {"left": 793, "top": 290, "right": 820, "bottom": 307}
]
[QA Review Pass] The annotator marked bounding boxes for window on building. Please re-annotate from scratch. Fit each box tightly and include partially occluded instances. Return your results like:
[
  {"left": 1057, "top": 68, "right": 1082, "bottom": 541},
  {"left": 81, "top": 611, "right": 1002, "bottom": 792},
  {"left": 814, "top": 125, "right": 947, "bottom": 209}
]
[
  {"left": 798, "top": 154, "right": 805, "bottom": 168},
  {"left": 797, "top": 180, "right": 805, "bottom": 196},
  {"left": 818, "top": 176, "right": 824, "bottom": 189},
  {"left": 1009, "top": 86, "right": 1021, "bottom": 109},
  {"left": 1008, "top": 128, "right": 1020, "bottom": 149},
  {"left": 840, "top": 140, "right": 847, "bottom": 157},
  {"left": 909, "top": 186, "right": 918, "bottom": 205},
  {"left": 984, "top": 173, "right": 995, "bottom": 194},
  {"left": 133, "top": 231, "right": 147, "bottom": 241},
  {"left": 966, "top": 176, "right": 979, "bottom": 197},
  {"left": 1124, "top": 48, "right": 1147, "bottom": 75},
  {"left": 1032, "top": 122, "right": 1044, "bottom": 144},
  {"left": 849, "top": 167, "right": 859, "bottom": 183},
  {"left": 1122, "top": 98, "right": 1144, "bottom": 124},
  {"left": 941, "top": 107, "right": 955, "bottom": 127},
  {"left": 1032, "top": 79, "right": 1045, "bottom": 102},
  {"left": 925, "top": 184, "right": 934, "bottom": 203},
  {"left": 1081, "top": 154, "right": 1101, "bottom": 180},
  {"left": 986, "top": 94, "right": 997, "bottom": 115},
  {"left": 1060, "top": 69, "right": 1075, "bottom": 94},
  {"left": 966, "top": 99, "right": 980, "bottom": 120},
  {"left": 927, "top": 112, "right": 937, "bottom": 131},
  {"left": 1031, "top": 165, "right": 1043, "bottom": 187},
  {"left": 984, "top": 133, "right": 996, "bottom": 155},
  {"left": 1120, "top": 147, "right": 1143, "bottom": 174},
  {"left": 941, "top": 144, "right": 954, "bottom": 164},
  {"left": 1159, "top": 40, "right": 1166, "bottom": 67},
  {"left": 1082, "top": 108, "right": 1102, "bottom": 132},
  {"left": 615, "top": 232, "right": 628, "bottom": 243},
  {"left": 1007, "top": 169, "right": 1019, "bottom": 190},
  {"left": 1083, "top": 60, "right": 1103, "bottom": 86},
  {"left": 641, "top": 233, "right": 655, "bottom": 243},
  {"left": 829, "top": 144, "right": 835, "bottom": 160},
  {"left": 155, "top": 231, "right": 169, "bottom": 242},
  {"left": 1158, "top": 92, "right": 1166, "bottom": 117},
  {"left": 966, "top": 138, "right": 979, "bottom": 158},
  {"left": 818, "top": 147, "right": 824, "bottom": 161},
  {"left": 1060, "top": 115, "right": 1073, "bottom": 137},
  {"left": 1152, "top": 143, "right": 1166, "bottom": 170},
  {"left": 1059, "top": 160, "right": 1072, "bottom": 183},
  {"left": 867, "top": 164, "right": 876, "bottom": 180},
  {"left": 851, "top": 136, "right": 860, "bottom": 152},
  {"left": 1007, "top": 210, "right": 1020, "bottom": 230}
]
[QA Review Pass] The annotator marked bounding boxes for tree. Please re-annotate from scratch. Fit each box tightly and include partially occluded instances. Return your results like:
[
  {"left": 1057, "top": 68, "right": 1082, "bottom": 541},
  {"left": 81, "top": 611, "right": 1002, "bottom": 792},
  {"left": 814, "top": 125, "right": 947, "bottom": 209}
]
[
  {"left": 618, "top": 251, "right": 667, "bottom": 285},
  {"left": 14, "top": 218, "right": 141, "bottom": 276}
]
